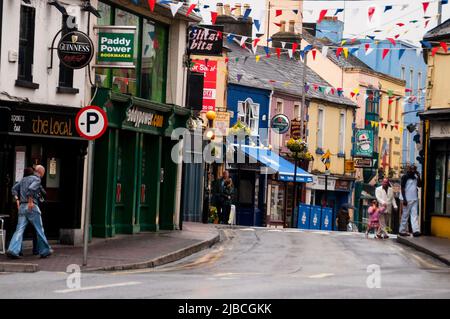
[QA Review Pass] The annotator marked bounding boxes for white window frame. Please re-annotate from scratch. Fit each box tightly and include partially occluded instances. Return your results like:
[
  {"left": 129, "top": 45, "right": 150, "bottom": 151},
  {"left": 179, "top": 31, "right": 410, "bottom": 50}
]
[
  {"left": 294, "top": 103, "right": 301, "bottom": 119},
  {"left": 409, "top": 69, "right": 414, "bottom": 91},
  {"left": 317, "top": 107, "right": 325, "bottom": 149},
  {"left": 401, "top": 66, "right": 406, "bottom": 81},
  {"left": 417, "top": 72, "right": 422, "bottom": 91},
  {"left": 338, "top": 110, "right": 346, "bottom": 154},
  {"left": 275, "top": 99, "right": 284, "bottom": 114},
  {"left": 237, "top": 98, "right": 260, "bottom": 136}
]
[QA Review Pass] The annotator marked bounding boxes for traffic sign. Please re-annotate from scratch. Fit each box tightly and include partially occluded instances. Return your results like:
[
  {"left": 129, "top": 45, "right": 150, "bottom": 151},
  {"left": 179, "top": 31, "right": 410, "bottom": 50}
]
[
  {"left": 321, "top": 149, "right": 331, "bottom": 170},
  {"left": 75, "top": 106, "right": 108, "bottom": 140}
]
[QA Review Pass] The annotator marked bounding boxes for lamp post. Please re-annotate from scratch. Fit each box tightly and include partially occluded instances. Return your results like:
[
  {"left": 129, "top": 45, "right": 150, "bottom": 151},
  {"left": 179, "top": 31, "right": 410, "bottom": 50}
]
[{"left": 202, "top": 111, "right": 217, "bottom": 224}]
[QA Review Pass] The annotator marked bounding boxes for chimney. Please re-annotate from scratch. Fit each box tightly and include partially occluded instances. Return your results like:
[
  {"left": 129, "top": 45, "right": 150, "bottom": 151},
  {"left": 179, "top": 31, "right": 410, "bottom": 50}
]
[
  {"left": 288, "top": 20, "right": 295, "bottom": 33},
  {"left": 224, "top": 4, "right": 231, "bottom": 16},
  {"left": 216, "top": 2, "right": 224, "bottom": 16},
  {"left": 234, "top": 3, "right": 242, "bottom": 17},
  {"left": 243, "top": 3, "right": 251, "bottom": 17},
  {"left": 272, "top": 18, "right": 302, "bottom": 50},
  {"left": 280, "top": 20, "right": 286, "bottom": 32}
]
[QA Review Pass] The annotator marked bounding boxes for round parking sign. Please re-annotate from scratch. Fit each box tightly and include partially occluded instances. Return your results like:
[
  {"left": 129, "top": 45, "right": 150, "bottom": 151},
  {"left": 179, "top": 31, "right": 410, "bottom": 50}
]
[{"left": 76, "top": 106, "right": 108, "bottom": 140}]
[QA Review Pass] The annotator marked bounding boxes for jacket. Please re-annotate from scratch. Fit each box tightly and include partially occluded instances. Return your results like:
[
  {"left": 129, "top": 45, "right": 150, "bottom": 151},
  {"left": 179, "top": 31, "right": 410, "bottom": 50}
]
[{"left": 375, "top": 186, "right": 398, "bottom": 210}]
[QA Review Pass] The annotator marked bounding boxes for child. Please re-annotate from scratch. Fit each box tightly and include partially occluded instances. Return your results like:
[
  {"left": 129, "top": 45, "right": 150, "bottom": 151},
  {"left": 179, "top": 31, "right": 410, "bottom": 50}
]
[{"left": 366, "top": 200, "right": 383, "bottom": 239}]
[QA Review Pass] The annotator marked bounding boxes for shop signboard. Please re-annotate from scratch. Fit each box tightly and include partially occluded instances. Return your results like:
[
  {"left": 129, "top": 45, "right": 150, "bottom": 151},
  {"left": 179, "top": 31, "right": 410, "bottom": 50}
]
[
  {"left": 191, "top": 59, "right": 218, "bottom": 111},
  {"left": 188, "top": 25, "right": 223, "bottom": 56},
  {"left": 57, "top": 30, "right": 94, "bottom": 69},
  {"left": 271, "top": 114, "right": 290, "bottom": 134},
  {"left": 94, "top": 26, "right": 136, "bottom": 68},
  {"left": 123, "top": 105, "right": 166, "bottom": 134},
  {"left": 354, "top": 129, "right": 374, "bottom": 158},
  {"left": 335, "top": 179, "right": 352, "bottom": 191},
  {"left": 354, "top": 158, "right": 373, "bottom": 168}
]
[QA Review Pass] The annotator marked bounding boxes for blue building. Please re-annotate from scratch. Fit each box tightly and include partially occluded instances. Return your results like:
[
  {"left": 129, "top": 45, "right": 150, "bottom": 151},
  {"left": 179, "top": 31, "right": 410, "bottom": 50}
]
[{"left": 354, "top": 40, "right": 427, "bottom": 171}]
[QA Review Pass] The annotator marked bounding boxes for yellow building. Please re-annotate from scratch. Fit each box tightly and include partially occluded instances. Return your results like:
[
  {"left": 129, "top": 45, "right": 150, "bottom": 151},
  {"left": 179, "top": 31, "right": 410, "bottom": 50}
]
[{"left": 419, "top": 20, "right": 450, "bottom": 239}]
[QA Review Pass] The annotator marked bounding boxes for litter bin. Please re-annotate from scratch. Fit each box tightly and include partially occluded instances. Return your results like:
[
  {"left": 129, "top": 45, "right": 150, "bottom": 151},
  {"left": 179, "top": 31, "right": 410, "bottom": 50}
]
[
  {"left": 321, "top": 207, "right": 333, "bottom": 231},
  {"left": 310, "top": 206, "right": 322, "bottom": 230},
  {"left": 297, "top": 204, "right": 311, "bottom": 229}
]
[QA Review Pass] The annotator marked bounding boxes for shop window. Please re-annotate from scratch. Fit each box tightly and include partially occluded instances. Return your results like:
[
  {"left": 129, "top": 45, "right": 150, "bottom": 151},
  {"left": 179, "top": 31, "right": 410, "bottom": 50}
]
[
  {"left": 17, "top": 4, "right": 36, "bottom": 85},
  {"left": 366, "top": 89, "right": 379, "bottom": 114},
  {"left": 112, "top": 9, "right": 139, "bottom": 96},
  {"left": 58, "top": 15, "right": 76, "bottom": 91},
  {"left": 269, "top": 183, "right": 285, "bottom": 223},
  {"left": 95, "top": 2, "right": 112, "bottom": 88},
  {"left": 238, "top": 98, "right": 259, "bottom": 135},
  {"left": 434, "top": 151, "right": 450, "bottom": 215}
]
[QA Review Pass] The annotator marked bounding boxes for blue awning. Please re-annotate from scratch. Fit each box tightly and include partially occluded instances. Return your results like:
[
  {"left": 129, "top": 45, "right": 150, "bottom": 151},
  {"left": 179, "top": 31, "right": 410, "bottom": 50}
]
[{"left": 236, "top": 145, "right": 313, "bottom": 183}]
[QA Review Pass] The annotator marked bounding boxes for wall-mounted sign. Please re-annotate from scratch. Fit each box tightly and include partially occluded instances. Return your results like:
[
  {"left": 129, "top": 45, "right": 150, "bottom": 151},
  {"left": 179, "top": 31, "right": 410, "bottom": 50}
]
[
  {"left": 354, "top": 158, "right": 373, "bottom": 168},
  {"left": 75, "top": 106, "right": 109, "bottom": 141},
  {"left": 271, "top": 114, "right": 290, "bottom": 134},
  {"left": 215, "top": 111, "right": 231, "bottom": 136},
  {"left": 354, "top": 129, "right": 374, "bottom": 158},
  {"left": 430, "top": 121, "right": 450, "bottom": 138},
  {"left": 124, "top": 106, "right": 165, "bottom": 131},
  {"left": 345, "top": 160, "right": 355, "bottom": 173},
  {"left": 191, "top": 60, "right": 218, "bottom": 111},
  {"left": 57, "top": 30, "right": 94, "bottom": 69},
  {"left": 335, "top": 179, "right": 352, "bottom": 191},
  {"left": 290, "top": 119, "right": 301, "bottom": 140},
  {"left": 188, "top": 25, "right": 223, "bottom": 56},
  {"left": 94, "top": 26, "right": 136, "bottom": 69}
]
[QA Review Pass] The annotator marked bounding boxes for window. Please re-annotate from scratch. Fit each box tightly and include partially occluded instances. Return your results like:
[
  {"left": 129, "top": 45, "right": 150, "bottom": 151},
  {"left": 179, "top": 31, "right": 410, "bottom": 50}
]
[
  {"left": 17, "top": 4, "right": 36, "bottom": 84},
  {"left": 433, "top": 150, "right": 450, "bottom": 215},
  {"left": 58, "top": 15, "right": 76, "bottom": 91},
  {"left": 395, "top": 97, "right": 400, "bottom": 123},
  {"left": 238, "top": 99, "right": 260, "bottom": 135},
  {"left": 401, "top": 66, "right": 406, "bottom": 80},
  {"left": 317, "top": 108, "right": 324, "bottom": 148},
  {"left": 388, "top": 96, "right": 392, "bottom": 122},
  {"left": 338, "top": 111, "right": 345, "bottom": 154},
  {"left": 389, "top": 138, "right": 393, "bottom": 169},
  {"left": 95, "top": 2, "right": 112, "bottom": 88},
  {"left": 417, "top": 72, "right": 422, "bottom": 91},
  {"left": 405, "top": 132, "right": 411, "bottom": 165},
  {"left": 366, "top": 89, "right": 380, "bottom": 114},
  {"left": 409, "top": 69, "right": 414, "bottom": 91},
  {"left": 294, "top": 103, "right": 300, "bottom": 119},
  {"left": 275, "top": 100, "right": 283, "bottom": 114}
]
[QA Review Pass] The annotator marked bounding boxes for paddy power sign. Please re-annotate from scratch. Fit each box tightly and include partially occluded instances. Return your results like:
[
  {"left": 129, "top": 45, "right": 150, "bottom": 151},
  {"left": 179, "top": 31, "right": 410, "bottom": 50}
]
[{"left": 94, "top": 26, "right": 136, "bottom": 68}]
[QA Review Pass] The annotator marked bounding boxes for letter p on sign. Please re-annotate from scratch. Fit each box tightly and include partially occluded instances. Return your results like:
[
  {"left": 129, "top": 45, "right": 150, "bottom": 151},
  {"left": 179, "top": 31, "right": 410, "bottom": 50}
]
[{"left": 76, "top": 106, "right": 108, "bottom": 140}]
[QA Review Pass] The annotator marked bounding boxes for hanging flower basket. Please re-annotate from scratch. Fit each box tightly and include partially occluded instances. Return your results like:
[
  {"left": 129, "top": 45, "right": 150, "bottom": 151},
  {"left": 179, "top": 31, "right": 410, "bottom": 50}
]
[{"left": 230, "top": 121, "right": 251, "bottom": 140}]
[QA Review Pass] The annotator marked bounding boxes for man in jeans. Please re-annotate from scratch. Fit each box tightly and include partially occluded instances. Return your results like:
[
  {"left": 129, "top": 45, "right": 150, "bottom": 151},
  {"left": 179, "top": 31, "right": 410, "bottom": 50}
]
[
  {"left": 6, "top": 165, "right": 52, "bottom": 258},
  {"left": 399, "top": 165, "right": 421, "bottom": 237}
]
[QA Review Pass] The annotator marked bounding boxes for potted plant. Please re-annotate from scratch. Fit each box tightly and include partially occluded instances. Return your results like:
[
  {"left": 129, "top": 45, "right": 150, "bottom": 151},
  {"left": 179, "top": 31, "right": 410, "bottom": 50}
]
[
  {"left": 230, "top": 121, "right": 251, "bottom": 142},
  {"left": 208, "top": 206, "right": 219, "bottom": 224}
]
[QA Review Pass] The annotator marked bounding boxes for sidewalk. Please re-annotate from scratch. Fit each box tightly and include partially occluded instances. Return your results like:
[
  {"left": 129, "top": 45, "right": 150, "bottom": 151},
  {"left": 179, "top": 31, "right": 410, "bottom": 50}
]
[
  {"left": 0, "top": 222, "right": 220, "bottom": 273},
  {"left": 397, "top": 235, "right": 450, "bottom": 266}
]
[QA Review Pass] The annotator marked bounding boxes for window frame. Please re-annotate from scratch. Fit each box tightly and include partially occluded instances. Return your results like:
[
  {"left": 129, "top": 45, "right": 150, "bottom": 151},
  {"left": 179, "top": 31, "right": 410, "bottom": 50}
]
[
  {"left": 238, "top": 98, "right": 260, "bottom": 136},
  {"left": 338, "top": 110, "right": 346, "bottom": 154},
  {"left": 57, "top": 14, "right": 77, "bottom": 93},
  {"left": 16, "top": 4, "right": 38, "bottom": 88},
  {"left": 317, "top": 107, "right": 325, "bottom": 149}
]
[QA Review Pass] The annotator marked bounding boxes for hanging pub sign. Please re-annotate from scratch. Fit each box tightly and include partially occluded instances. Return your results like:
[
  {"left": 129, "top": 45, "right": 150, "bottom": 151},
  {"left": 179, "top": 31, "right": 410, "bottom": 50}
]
[
  {"left": 290, "top": 119, "right": 301, "bottom": 139},
  {"left": 57, "top": 30, "right": 94, "bottom": 69},
  {"left": 94, "top": 25, "right": 136, "bottom": 69},
  {"left": 354, "top": 129, "right": 374, "bottom": 158},
  {"left": 271, "top": 114, "right": 290, "bottom": 134},
  {"left": 188, "top": 25, "right": 223, "bottom": 56}
]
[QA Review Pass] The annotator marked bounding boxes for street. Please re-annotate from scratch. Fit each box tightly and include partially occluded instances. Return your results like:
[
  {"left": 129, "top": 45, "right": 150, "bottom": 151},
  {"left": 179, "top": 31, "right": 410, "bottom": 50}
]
[{"left": 1, "top": 227, "right": 449, "bottom": 299}]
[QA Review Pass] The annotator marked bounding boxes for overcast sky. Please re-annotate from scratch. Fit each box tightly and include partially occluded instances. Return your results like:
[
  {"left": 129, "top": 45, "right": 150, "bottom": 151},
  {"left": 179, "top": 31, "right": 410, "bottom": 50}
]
[{"left": 201, "top": 0, "right": 450, "bottom": 44}]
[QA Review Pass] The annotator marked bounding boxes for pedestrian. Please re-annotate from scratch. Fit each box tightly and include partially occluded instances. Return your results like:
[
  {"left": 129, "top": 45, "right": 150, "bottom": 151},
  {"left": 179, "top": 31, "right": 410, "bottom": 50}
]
[
  {"left": 336, "top": 206, "right": 350, "bottom": 231},
  {"left": 366, "top": 200, "right": 387, "bottom": 239},
  {"left": 212, "top": 170, "right": 230, "bottom": 224},
  {"left": 399, "top": 164, "right": 422, "bottom": 237},
  {"left": 375, "top": 178, "right": 398, "bottom": 237},
  {"left": 222, "top": 177, "right": 235, "bottom": 225},
  {"left": 6, "top": 165, "right": 52, "bottom": 259}
]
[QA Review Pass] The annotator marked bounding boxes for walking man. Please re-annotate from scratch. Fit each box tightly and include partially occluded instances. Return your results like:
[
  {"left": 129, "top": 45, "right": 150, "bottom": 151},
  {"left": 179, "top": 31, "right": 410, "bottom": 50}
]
[
  {"left": 399, "top": 165, "right": 421, "bottom": 237},
  {"left": 375, "top": 178, "right": 398, "bottom": 236},
  {"left": 6, "top": 165, "right": 52, "bottom": 258}
]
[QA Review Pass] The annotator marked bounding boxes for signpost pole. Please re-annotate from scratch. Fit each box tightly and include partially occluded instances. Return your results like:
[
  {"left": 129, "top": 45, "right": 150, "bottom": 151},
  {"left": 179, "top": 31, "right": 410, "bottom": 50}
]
[
  {"left": 83, "top": 140, "right": 95, "bottom": 266},
  {"left": 291, "top": 155, "right": 298, "bottom": 228}
]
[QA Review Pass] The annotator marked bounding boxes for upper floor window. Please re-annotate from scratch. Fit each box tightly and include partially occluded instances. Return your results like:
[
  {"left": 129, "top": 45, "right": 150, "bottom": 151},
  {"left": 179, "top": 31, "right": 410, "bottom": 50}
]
[
  {"left": 366, "top": 89, "right": 380, "bottom": 114},
  {"left": 317, "top": 107, "right": 324, "bottom": 149},
  {"left": 18, "top": 4, "right": 36, "bottom": 83},
  {"left": 395, "top": 98, "right": 400, "bottom": 123},
  {"left": 409, "top": 69, "right": 414, "bottom": 91},
  {"left": 338, "top": 111, "right": 345, "bottom": 154},
  {"left": 294, "top": 103, "right": 300, "bottom": 119},
  {"left": 238, "top": 98, "right": 260, "bottom": 135},
  {"left": 58, "top": 15, "right": 76, "bottom": 91},
  {"left": 275, "top": 100, "right": 283, "bottom": 114},
  {"left": 417, "top": 72, "right": 422, "bottom": 91},
  {"left": 401, "top": 66, "right": 406, "bottom": 80}
]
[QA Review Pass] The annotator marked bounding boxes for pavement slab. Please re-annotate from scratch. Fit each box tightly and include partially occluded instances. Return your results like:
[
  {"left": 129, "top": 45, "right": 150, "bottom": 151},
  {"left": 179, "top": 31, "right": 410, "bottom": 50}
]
[{"left": 397, "top": 235, "right": 450, "bottom": 265}]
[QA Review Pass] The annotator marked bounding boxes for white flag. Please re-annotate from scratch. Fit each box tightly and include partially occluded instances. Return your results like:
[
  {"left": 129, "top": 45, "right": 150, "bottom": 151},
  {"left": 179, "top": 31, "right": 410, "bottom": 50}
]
[
  {"left": 322, "top": 46, "right": 329, "bottom": 56},
  {"left": 416, "top": 48, "right": 423, "bottom": 57},
  {"left": 365, "top": 48, "right": 374, "bottom": 56},
  {"left": 287, "top": 49, "right": 293, "bottom": 59},
  {"left": 240, "top": 36, "right": 248, "bottom": 47},
  {"left": 169, "top": 2, "right": 184, "bottom": 17},
  {"left": 281, "top": 42, "right": 286, "bottom": 49},
  {"left": 401, "top": 4, "right": 409, "bottom": 11}
]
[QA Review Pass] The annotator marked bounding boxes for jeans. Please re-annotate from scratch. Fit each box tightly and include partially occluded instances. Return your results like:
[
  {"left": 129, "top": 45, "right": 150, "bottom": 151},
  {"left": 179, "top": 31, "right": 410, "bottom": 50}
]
[
  {"left": 7, "top": 204, "right": 51, "bottom": 256},
  {"left": 399, "top": 200, "right": 420, "bottom": 234}
]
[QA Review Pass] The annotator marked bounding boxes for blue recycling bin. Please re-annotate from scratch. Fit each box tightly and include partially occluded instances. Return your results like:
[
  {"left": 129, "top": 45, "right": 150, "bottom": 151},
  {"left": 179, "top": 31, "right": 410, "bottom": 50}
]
[
  {"left": 297, "top": 204, "right": 311, "bottom": 229},
  {"left": 321, "top": 207, "right": 333, "bottom": 231},
  {"left": 309, "top": 206, "right": 322, "bottom": 230}
]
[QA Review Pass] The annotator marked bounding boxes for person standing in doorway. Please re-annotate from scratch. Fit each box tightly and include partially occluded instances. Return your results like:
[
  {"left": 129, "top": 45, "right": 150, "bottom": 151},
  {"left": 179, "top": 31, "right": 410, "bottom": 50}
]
[
  {"left": 399, "top": 165, "right": 422, "bottom": 237},
  {"left": 222, "top": 177, "right": 235, "bottom": 225},
  {"left": 212, "top": 170, "right": 230, "bottom": 224},
  {"left": 375, "top": 178, "right": 398, "bottom": 237},
  {"left": 6, "top": 165, "right": 52, "bottom": 258}
]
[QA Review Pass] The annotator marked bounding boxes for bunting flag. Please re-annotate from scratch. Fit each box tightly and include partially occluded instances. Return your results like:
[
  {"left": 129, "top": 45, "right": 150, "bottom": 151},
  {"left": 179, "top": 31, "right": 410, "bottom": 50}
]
[
  {"left": 387, "top": 38, "right": 396, "bottom": 46},
  {"left": 292, "top": 42, "right": 298, "bottom": 54},
  {"left": 384, "top": 5, "right": 393, "bottom": 12},
  {"left": 255, "top": 55, "right": 260, "bottom": 62},
  {"left": 421, "top": 40, "right": 432, "bottom": 49},
  {"left": 186, "top": 4, "right": 196, "bottom": 16},
  {"left": 398, "top": 48, "right": 406, "bottom": 60},
  {"left": 293, "top": 9, "right": 299, "bottom": 15},
  {"left": 276, "top": 48, "right": 281, "bottom": 59},
  {"left": 322, "top": 46, "right": 329, "bottom": 57},
  {"left": 365, "top": 48, "right": 374, "bottom": 56},
  {"left": 254, "top": 20, "right": 261, "bottom": 31},
  {"left": 396, "top": 23, "right": 405, "bottom": 27},
  {"left": 364, "top": 43, "right": 371, "bottom": 52},
  {"left": 337, "top": 88, "right": 343, "bottom": 97},
  {"left": 334, "top": 8, "right": 344, "bottom": 16},
  {"left": 431, "top": 46, "right": 440, "bottom": 56},
  {"left": 227, "top": 34, "right": 235, "bottom": 43},
  {"left": 281, "top": 42, "right": 286, "bottom": 49},
  {"left": 148, "top": 0, "right": 156, "bottom": 12},
  {"left": 243, "top": 8, "right": 252, "bottom": 20},
  {"left": 300, "top": 50, "right": 305, "bottom": 61},
  {"left": 237, "top": 74, "right": 243, "bottom": 83},
  {"left": 287, "top": 49, "right": 293, "bottom": 59},
  {"left": 274, "top": 23, "right": 282, "bottom": 28},
  {"left": 211, "top": 12, "right": 218, "bottom": 24},
  {"left": 336, "top": 47, "right": 343, "bottom": 58},
  {"left": 252, "top": 38, "right": 261, "bottom": 48},
  {"left": 440, "top": 42, "right": 448, "bottom": 52},
  {"left": 425, "top": 20, "right": 431, "bottom": 28},
  {"left": 318, "top": 10, "right": 328, "bottom": 23},
  {"left": 368, "top": 7, "right": 376, "bottom": 22},
  {"left": 264, "top": 46, "right": 270, "bottom": 57},
  {"left": 350, "top": 47, "right": 359, "bottom": 55},
  {"left": 422, "top": 2, "right": 430, "bottom": 14},
  {"left": 343, "top": 47, "right": 349, "bottom": 58},
  {"left": 276, "top": 9, "right": 282, "bottom": 17},
  {"left": 312, "top": 49, "right": 317, "bottom": 60},
  {"left": 240, "top": 36, "right": 248, "bottom": 47},
  {"left": 304, "top": 84, "right": 310, "bottom": 93}
]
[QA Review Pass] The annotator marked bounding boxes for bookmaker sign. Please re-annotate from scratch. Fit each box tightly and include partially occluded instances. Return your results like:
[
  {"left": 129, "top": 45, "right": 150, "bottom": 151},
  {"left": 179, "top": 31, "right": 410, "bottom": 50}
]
[
  {"left": 57, "top": 31, "right": 94, "bottom": 69},
  {"left": 94, "top": 26, "right": 136, "bottom": 68}
]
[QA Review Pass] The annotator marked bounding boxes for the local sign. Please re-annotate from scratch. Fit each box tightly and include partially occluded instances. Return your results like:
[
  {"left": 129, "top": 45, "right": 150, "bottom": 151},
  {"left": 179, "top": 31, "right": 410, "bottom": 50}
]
[
  {"left": 271, "top": 114, "right": 290, "bottom": 134},
  {"left": 57, "top": 31, "right": 94, "bottom": 69},
  {"left": 94, "top": 26, "right": 136, "bottom": 68},
  {"left": 354, "top": 129, "right": 374, "bottom": 158}
]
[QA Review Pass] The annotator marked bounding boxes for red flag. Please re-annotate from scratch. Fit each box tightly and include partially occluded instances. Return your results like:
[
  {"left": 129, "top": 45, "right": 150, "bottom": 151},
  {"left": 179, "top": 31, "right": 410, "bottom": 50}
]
[
  {"left": 405, "top": 88, "right": 412, "bottom": 93},
  {"left": 365, "top": 120, "right": 370, "bottom": 126},
  {"left": 313, "top": 84, "right": 319, "bottom": 91},
  {"left": 292, "top": 42, "right": 298, "bottom": 53},
  {"left": 186, "top": 4, "right": 196, "bottom": 16},
  {"left": 274, "top": 23, "right": 282, "bottom": 27},
  {"left": 388, "top": 98, "right": 394, "bottom": 105},
  {"left": 276, "top": 48, "right": 281, "bottom": 59},
  {"left": 387, "top": 38, "right": 396, "bottom": 46},
  {"left": 336, "top": 47, "right": 343, "bottom": 58},
  {"left": 253, "top": 38, "right": 261, "bottom": 47},
  {"left": 395, "top": 124, "right": 399, "bottom": 130},
  {"left": 440, "top": 42, "right": 448, "bottom": 53},
  {"left": 312, "top": 49, "right": 317, "bottom": 60},
  {"left": 425, "top": 20, "right": 431, "bottom": 28},
  {"left": 422, "top": 2, "right": 430, "bottom": 14},
  {"left": 382, "top": 48, "right": 390, "bottom": 60},
  {"left": 211, "top": 12, "right": 218, "bottom": 24},
  {"left": 331, "top": 88, "right": 335, "bottom": 95},
  {"left": 217, "top": 31, "right": 223, "bottom": 39},
  {"left": 351, "top": 92, "right": 356, "bottom": 98},
  {"left": 365, "top": 43, "right": 370, "bottom": 52},
  {"left": 396, "top": 23, "right": 405, "bottom": 27},
  {"left": 225, "top": 57, "right": 229, "bottom": 63},
  {"left": 432, "top": 46, "right": 440, "bottom": 56},
  {"left": 318, "top": 10, "right": 328, "bottom": 23},
  {"left": 394, "top": 34, "right": 400, "bottom": 39},
  {"left": 276, "top": 10, "right": 282, "bottom": 17},
  {"left": 368, "top": 7, "right": 376, "bottom": 22},
  {"left": 148, "top": 0, "right": 156, "bottom": 12}
]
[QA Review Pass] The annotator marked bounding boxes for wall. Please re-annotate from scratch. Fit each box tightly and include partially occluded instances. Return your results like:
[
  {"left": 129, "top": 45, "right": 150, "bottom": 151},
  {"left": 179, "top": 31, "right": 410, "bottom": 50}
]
[
  {"left": 426, "top": 50, "right": 450, "bottom": 110},
  {"left": 316, "top": 18, "right": 344, "bottom": 43},
  {"left": 431, "top": 216, "right": 450, "bottom": 239}
]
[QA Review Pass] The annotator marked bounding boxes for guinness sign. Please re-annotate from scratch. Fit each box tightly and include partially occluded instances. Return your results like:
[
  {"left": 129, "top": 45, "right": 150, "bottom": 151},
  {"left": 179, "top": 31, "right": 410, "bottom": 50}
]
[{"left": 57, "top": 31, "right": 94, "bottom": 69}]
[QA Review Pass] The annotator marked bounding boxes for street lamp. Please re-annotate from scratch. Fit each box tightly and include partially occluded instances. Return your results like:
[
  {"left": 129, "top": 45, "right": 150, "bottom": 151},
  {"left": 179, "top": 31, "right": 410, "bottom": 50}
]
[{"left": 202, "top": 111, "right": 217, "bottom": 223}]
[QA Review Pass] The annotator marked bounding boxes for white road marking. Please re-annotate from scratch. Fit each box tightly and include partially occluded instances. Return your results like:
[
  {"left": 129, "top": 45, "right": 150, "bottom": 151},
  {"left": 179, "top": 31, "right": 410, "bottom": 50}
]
[
  {"left": 308, "top": 273, "right": 335, "bottom": 279},
  {"left": 240, "top": 228, "right": 255, "bottom": 231},
  {"left": 267, "top": 229, "right": 282, "bottom": 232},
  {"left": 54, "top": 281, "right": 141, "bottom": 294}
]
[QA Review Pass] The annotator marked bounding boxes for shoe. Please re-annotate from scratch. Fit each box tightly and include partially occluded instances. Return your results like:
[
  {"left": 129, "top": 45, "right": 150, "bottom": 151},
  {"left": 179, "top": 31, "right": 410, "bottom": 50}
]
[
  {"left": 6, "top": 251, "right": 20, "bottom": 259},
  {"left": 398, "top": 232, "right": 410, "bottom": 237},
  {"left": 40, "top": 250, "right": 53, "bottom": 258},
  {"left": 413, "top": 232, "right": 421, "bottom": 237},
  {"left": 383, "top": 234, "right": 389, "bottom": 239}
]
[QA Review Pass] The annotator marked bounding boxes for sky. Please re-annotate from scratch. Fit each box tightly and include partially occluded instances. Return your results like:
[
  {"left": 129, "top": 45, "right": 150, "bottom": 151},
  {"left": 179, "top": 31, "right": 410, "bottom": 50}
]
[{"left": 199, "top": 0, "right": 450, "bottom": 44}]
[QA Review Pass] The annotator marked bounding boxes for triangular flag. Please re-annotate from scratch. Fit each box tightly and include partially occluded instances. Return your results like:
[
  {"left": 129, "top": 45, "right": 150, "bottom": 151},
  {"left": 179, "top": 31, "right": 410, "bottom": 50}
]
[
  {"left": 382, "top": 48, "right": 390, "bottom": 60},
  {"left": 293, "top": 9, "right": 299, "bottom": 15},
  {"left": 336, "top": 47, "right": 343, "bottom": 58},
  {"left": 264, "top": 46, "right": 270, "bottom": 57},
  {"left": 432, "top": 47, "right": 440, "bottom": 56},
  {"left": 394, "top": 34, "right": 400, "bottom": 39},
  {"left": 396, "top": 23, "right": 405, "bottom": 27},
  {"left": 398, "top": 48, "right": 406, "bottom": 60},
  {"left": 422, "top": 2, "right": 430, "bottom": 14},
  {"left": 240, "top": 36, "right": 248, "bottom": 47},
  {"left": 292, "top": 42, "right": 298, "bottom": 53},
  {"left": 341, "top": 39, "right": 347, "bottom": 46},
  {"left": 211, "top": 12, "right": 218, "bottom": 24},
  {"left": 300, "top": 50, "right": 305, "bottom": 61},
  {"left": 318, "top": 10, "right": 328, "bottom": 23},
  {"left": 322, "top": 46, "right": 329, "bottom": 56},
  {"left": 276, "top": 10, "right": 282, "bottom": 17},
  {"left": 334, "top": 8, "right": 344, "bottom": 16},
  {"left": 440, "top": 42, "right": 448, "bottom": 52},
  {"left": 186, "top": 4, "right": 196, "bottom": 16},
  {"left": 387, "top": 38, "right": 396, "bottom": 46},
  {"left": 287, "top": 49, "right": 293, "bottom": 59},
  {"left": 368, "top": 7, "right": 376, "bottom": 22},
  {"left": 350, "top": 47, "right": 359, "bottom": 55},
  {"left": 237, "top": 74, "right": 243, "bottom": 83},
  {"left": 276, "top": 48, "right": 281, "bottom": 59},
  {"left": 343, "top": 47, "right": 349, "bottom": 58},
  {"left": 384, "top": 5, "right": 393, "bottom": 12},
  {"left": 254, "top": 20, "right": 261, "bottom": 31},
  {"left": 252, "top": 38, "right": 261, "bottom": 48},
  {"left": 421, "top": 40, "right": 432, "bottom": 49},
  {"left": 274, "top": 23, "right": 282, "bottom": 28},
  {"left": 312, "top": 49, "right": 317, "bottom": 60},
  {"left": 169, "top": 2, "right": 183, "bottom": 16},
  {"left": 365, "top": 48, "right": 374, "bottom": 56},
  {"left": 148, "top": 0, "right": 156, "bottom": 12},
  {"left": 425, "top": 20, "right": 431, "bottom": 28},
  {"left": 227, "top": 34, "right": 235, "bottom": 43},
  {"left": 243, "top": 8, "right": 252, "bottom": 20},
  {"left": 364, "top": 43, "right": 370, "bottom": 52},
  {"left": 255, "top": 55, "right": 260, "bottom": 62},
  {"left": 281, "top": 42, "right": 286, "bottom": 49}
]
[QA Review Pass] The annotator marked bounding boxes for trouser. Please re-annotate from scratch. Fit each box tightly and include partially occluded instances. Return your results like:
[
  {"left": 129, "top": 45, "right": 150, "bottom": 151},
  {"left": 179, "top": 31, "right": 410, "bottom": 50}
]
[
  {"left": 7, "top": 204, "right": 51, "bottom": 256},
  {"left": 223, "top": 205, "right": 231, "bottom": 224},
  {"left": 380, "top": 206, "right": 393, "bottom": 232},
  {"left": 399, "top": 200, "right": 420, "bottom": 234}
]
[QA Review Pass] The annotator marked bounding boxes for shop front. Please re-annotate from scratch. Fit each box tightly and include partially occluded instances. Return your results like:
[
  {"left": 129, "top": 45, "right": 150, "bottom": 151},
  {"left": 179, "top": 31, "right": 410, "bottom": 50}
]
[
  {"left": 0, "top": 101, "right": 87, "bottom": 244},
  {"left": 420, "top": 109, "right": 450, "bottom": 238},
  {"left": 91, "top": 89, "right": 189, "bottom": 237}
]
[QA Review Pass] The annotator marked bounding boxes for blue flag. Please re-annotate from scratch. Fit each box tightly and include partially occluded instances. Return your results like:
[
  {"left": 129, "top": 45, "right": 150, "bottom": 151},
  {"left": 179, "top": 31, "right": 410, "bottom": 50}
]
[
  {"left": 243, "top": 8, "right": 252, "bottom": 20},
  {"left": 334, "top": 8, "right": 344, "bottom": 16},
  {"left": 254, "top": 19, "right": 261, "bottom": 31},
  {"left": 420, "top": 40, "right": 432, "bottom": 49},
  {"left": 227, "top": 34, "right": 235, "bottom": 43},
  {"left": 398, "top": 48, "right": 406, "bottom": 60},
  {"left": 384, "top": 5, "right": 393, "bottom": 12},
  {"left": 350, "top": 47, "right": 359, "bottom": 55}
]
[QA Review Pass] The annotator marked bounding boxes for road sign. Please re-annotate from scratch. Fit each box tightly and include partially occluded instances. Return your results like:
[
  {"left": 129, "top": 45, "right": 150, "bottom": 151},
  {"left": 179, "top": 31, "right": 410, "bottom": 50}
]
[
  {"left": 354, "top": 158, "right": 373, "bottom": 168},
  {"left": 75, "top": 106, "right": 108, "bottom": 140},
  {"left": 321, "top": 150, "right": 331, "bottom": 170}
]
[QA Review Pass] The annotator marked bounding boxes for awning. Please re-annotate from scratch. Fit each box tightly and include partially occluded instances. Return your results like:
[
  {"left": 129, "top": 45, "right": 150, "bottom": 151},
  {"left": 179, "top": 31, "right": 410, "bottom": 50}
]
[{"left": 236, "top": 145, "right": 313, "bottom": 183}]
